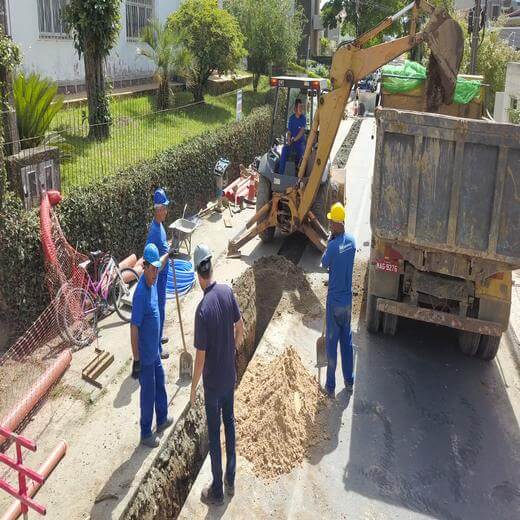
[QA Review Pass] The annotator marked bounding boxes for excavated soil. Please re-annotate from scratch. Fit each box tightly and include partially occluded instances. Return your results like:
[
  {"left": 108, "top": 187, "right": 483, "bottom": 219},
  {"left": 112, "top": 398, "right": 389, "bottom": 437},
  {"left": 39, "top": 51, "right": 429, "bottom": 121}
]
[
  {"left": 334, "top": 118, "right": 362, "bottom": 169},
  {"left": 124, "top": 256, "right": 319, "bottom": 519},
  {"left": 236, "top": 346, "right": 327, "bottom": 480}
]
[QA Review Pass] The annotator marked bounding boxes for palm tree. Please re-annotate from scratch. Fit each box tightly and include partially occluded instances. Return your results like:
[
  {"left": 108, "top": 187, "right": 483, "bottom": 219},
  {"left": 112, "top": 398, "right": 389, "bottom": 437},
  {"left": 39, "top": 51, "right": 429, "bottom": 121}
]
[{"left": 138, "top": 19, "right": 191, "bottom": 110}]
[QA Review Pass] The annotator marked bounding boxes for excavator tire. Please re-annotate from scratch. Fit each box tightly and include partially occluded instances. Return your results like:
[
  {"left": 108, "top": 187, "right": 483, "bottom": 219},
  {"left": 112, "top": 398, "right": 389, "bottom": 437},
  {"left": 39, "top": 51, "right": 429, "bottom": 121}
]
[
  {"left": 312, "top": 177, "right": 340, "bottom": 232},
  {"left": 256, "top": 175, "right": 275, "bottom": 243}
]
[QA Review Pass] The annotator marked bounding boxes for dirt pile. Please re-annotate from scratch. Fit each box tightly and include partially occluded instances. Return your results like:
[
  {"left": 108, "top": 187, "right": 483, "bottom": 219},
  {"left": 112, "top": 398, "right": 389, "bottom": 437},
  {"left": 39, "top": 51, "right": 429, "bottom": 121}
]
[
  {"left": 232, "top": 256, "right": 320, "bottom": 380},
  {"left": 235, "top": 346, "right": 327, "bottom": 480}
]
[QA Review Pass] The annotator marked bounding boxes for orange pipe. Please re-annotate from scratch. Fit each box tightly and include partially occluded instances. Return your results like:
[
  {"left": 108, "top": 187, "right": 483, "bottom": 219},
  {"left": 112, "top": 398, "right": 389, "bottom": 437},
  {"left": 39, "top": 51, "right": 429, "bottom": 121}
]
[
  {"left": 0, "top": 350, "right": 72, "bottom": 445},
  {"left": 1, "top": 441, "right": 67, "bottom": 520},
  {"left": 118, "top": 254, "right": 137, "bottom": 270}
]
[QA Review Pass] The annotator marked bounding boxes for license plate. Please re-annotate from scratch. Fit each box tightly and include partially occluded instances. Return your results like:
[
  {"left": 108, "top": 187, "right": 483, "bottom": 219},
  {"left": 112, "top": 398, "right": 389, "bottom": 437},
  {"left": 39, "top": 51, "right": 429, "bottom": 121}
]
[{"left": 376, "top": 259, "right": 399, "bottom": 273}]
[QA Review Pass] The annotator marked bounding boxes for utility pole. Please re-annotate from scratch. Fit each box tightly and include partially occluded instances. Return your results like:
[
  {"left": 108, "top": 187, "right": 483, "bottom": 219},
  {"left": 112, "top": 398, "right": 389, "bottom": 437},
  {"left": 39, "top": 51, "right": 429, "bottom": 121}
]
[{"left": 470, "top": 0, "right": 482, "bottom": 74}]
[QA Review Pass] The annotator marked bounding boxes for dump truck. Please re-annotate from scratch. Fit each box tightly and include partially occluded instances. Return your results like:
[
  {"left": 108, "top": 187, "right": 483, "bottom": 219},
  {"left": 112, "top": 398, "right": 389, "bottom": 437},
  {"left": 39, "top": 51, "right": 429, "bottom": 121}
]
[{"left": 366, "top": 108, "right": 520, "bottom": 360}]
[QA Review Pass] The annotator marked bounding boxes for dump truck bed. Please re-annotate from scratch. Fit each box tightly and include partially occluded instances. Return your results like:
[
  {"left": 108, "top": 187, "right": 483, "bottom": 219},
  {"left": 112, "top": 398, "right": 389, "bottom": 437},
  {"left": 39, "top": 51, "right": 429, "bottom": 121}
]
[{"left": 372, "top": 109, "right": 520, "bottom": 267}]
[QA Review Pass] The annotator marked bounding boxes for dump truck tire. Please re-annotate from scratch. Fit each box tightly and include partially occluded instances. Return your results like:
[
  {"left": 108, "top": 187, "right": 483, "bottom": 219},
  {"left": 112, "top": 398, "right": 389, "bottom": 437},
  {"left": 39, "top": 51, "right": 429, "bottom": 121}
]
[
  {"left": 366, "top": 292, "right": 381, "bottom": 333},
  {"left": 382, "top": 312, "right": 398, "bottom": 336},
  {"left": 257, "top": 175, "right": 275, "bottom": 243},
  {"left": 458, "top": 331, "right": 481, "bottom": 356},
  {"left": 476, "top": 334, "right": 500, "bottom": 361}
]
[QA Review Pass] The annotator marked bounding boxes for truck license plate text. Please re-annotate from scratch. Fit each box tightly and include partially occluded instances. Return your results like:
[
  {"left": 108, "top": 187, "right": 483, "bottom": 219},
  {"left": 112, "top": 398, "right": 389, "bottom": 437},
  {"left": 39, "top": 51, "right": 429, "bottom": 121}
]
[{"left": 376, "top": 259, "right": 399, "bottom": 273}]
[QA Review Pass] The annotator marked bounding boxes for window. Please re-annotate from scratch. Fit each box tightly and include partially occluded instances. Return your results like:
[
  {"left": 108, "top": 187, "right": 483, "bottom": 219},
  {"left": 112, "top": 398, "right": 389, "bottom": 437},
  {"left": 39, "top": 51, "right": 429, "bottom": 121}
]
[
  {"left": 491, "top": 4, "right": 501, "bottom": 20},
  {"left": 126, "top": 0, "right": 154, "bottom": 40},
  {"left": 37, "top": 0, "right": 69, "bottom": 38}
]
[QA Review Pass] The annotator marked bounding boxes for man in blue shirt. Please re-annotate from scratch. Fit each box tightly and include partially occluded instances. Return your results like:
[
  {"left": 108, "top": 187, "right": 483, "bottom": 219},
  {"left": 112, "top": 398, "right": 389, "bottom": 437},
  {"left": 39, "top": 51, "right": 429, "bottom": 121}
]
[
  {"left": 131, "top": 243, "right": 173, "bottom": 448},
  {"left": 321, "top": 202, "right": 356, "bottom": 397},
  {"left": 279, "top": 98, "right": 307, "bottom": 176},
  {"left": 190, "top": 244, "right": 244, "bottom": 505},
  {"left": 146, "top": 188, "right": 171, "bottom": 359}
]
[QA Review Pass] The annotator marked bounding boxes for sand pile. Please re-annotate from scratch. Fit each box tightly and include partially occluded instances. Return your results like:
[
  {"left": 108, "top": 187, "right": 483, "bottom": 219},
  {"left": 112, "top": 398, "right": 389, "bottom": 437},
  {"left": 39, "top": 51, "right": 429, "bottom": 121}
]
[{"left": 235, "top": 346, "right": 327, "bottom": 480}]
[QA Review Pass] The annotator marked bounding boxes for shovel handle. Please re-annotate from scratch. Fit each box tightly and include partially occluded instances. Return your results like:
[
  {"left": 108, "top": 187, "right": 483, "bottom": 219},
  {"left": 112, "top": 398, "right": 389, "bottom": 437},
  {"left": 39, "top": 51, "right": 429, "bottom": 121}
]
[{"left": 172, "top": 258, "right": 187, "bottom": 352}]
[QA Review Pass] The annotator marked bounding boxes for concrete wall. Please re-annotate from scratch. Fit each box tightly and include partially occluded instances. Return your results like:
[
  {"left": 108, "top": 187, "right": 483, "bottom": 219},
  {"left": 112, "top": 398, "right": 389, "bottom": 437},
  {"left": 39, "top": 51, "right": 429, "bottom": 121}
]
[
  {"left": 494, "top": 61, "right": 520, "bottom": 121},
  {"left": 8, "top": 0, "right": 180, "bottom": 88}
]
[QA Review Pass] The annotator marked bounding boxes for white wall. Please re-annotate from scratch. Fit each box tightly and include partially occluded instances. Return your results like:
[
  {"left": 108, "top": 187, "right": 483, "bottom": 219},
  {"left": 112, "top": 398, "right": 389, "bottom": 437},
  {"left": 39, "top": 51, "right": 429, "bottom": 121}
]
[
  {"left": 9, "top": 0, "right": 180, "bottom": 86},
  {"left": 493, "top": 62, "right": 520, "bottom": 122}
]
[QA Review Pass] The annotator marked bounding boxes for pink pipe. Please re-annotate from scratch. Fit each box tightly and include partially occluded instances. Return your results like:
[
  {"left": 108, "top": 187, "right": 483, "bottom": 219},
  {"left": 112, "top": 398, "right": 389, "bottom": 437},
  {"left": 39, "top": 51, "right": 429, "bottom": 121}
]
[
  {"left": 0, "top": 350, "right": 72, "bottom": 445},
  {"left": 1, "top": 441, "right": 67, "bottom": 520},
  {"left": 118, "top": 254, "right": 137, "bottom": 270}
]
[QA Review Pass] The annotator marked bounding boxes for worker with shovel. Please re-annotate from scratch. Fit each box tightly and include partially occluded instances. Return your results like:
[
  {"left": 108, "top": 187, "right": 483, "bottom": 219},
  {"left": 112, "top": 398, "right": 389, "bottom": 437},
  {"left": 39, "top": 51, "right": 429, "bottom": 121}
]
[
  {"left": 146, "top": 188, "right": 171, "bottom": 360},
  {"left": 321, "top": 202, "right": 356, "bottom": 398},
  {"left": 190, "top": 244, "right": 244, "bottom": 505},
  {"left": 131, "top": 243, "right": 174, "bottom": 448}
]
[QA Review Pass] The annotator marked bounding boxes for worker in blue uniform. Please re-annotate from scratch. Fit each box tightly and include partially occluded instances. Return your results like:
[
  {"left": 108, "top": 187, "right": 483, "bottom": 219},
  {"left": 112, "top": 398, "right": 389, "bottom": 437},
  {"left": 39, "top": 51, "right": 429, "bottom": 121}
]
[
  {"left": 146, "top": 188, "right": 171, "bottom": 360},
  {"left": 279, "top": 98, "right": 307, "bottom": 176},
  {"left": 321, "top": 202, "right": 356, "bottom": 398},
  {"left": 131, "top": 243, "right": 174, "bottom": 448}
]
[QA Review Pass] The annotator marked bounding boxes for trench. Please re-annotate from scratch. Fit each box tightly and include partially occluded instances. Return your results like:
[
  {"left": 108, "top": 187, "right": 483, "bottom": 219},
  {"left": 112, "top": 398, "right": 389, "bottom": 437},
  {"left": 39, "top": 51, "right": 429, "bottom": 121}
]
[{"left": 122, "top": 241, "right": 309, "bottom": 520}]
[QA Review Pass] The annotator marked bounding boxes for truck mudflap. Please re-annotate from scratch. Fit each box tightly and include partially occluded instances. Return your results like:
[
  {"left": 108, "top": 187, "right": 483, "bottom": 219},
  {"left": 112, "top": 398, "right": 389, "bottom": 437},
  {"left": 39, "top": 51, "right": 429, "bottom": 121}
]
[{"left": 376, "top": 298, "right": 503, "bottom": 336}]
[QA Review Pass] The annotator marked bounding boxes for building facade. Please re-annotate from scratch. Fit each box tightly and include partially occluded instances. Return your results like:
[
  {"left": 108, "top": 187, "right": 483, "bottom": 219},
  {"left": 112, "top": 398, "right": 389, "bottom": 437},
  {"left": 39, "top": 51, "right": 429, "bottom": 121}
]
[{"left": 5, "top": 0, "right": 181, "bottom": 93}]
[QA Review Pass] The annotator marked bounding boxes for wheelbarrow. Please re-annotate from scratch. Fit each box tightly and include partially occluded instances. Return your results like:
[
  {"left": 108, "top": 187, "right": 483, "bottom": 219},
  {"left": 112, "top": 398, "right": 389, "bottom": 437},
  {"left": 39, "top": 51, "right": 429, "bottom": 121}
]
[{"left": 168, "top": 204, "right": 197, "bottom": 256}]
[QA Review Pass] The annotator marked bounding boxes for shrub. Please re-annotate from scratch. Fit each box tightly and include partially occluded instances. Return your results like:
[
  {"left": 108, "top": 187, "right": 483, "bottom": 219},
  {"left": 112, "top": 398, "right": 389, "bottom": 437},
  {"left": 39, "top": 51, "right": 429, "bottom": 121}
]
[{"left": 0, "top": 106, "right": 272, "bottom": 330}]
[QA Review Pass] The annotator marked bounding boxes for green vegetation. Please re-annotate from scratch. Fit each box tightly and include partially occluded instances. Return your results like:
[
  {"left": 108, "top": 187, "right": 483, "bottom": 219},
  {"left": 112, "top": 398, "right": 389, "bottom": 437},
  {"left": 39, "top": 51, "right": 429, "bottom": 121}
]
[
  {"left": 138, "top": 18, "right": 191, "bottom": 110},
  {"left": 65, "top": 0, "right": 122, "bottom": 139},
  {"left": 225, "top": 0, "right": 304, "bottom": 91},
  {"left": 168, "top": 0, "right": 246, "bottom": 101},
  {"left": 13, "top": 73, "right": 64, "bottom": 149},
  {"left": 52, "top": 78, "right": 270, "bottom": 189},
  {"left": 0, "top": 106, "right": 273, "bottom": 330}
]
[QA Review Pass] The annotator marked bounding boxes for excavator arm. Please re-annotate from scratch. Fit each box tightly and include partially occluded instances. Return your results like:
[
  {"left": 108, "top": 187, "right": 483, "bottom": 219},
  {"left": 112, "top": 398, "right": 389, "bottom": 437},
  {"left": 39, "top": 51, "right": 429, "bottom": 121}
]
[
  {"left": 297, "top": 0, "right": 464, "bottom": 223},
  {"left": 227, "top": 0, "right": 463, "bottom": 257}
]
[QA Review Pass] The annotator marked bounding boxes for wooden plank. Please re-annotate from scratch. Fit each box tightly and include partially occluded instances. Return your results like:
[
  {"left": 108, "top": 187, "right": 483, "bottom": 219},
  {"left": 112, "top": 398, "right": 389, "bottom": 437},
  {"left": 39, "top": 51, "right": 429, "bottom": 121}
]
[
  {"left": 488, "top": 146, "right": 509, "bottom": 255},
  {"left": 447, "top": 139, "right": 465, "bottom": 246}
]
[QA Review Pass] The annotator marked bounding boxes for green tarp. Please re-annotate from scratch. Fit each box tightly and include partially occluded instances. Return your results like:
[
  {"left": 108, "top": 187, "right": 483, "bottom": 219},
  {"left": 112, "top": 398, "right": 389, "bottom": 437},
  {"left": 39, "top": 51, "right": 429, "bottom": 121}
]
[{"left": 382, "top": 61, "right": 481, "bottom": 105}]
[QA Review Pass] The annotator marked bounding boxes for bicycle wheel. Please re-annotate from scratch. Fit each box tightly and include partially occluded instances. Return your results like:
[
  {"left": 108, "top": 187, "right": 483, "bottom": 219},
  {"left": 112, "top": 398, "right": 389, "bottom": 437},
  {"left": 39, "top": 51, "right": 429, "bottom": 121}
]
[
  {"left": 112, "top": 267, "right": 140, "bottom": 323},
  {"left": 60, "top": 286, "right": 97, "bottom": 348}
]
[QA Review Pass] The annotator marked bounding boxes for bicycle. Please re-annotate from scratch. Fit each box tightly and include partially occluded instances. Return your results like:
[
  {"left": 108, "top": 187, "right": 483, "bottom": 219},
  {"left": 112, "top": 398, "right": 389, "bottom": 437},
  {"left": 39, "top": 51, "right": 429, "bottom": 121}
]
[{"left": 56, "top": 251, "right": 140, "bottom": 347}]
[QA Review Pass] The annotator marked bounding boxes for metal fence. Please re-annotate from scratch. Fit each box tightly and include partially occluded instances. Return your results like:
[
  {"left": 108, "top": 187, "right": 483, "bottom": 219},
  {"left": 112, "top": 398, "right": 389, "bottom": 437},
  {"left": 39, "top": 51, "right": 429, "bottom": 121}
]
[{"left": 5, "top": 88, "right": 251, "bottom": 205}]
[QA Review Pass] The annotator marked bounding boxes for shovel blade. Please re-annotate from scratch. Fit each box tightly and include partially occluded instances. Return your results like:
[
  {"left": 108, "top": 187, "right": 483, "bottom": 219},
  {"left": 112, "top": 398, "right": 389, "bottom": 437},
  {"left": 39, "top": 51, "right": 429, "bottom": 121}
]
[
  {"left": 179, "top": 351, "right": 193, "bottom": 380},
  {"left": 316, "top": 335, "right": 327, "bottom": 368}
]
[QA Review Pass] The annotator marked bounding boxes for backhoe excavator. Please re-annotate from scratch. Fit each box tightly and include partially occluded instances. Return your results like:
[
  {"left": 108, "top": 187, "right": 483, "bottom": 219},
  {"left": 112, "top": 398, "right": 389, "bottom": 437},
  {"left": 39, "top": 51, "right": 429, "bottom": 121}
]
[{"left": 227, "top": 0, "right": 464, "bottom": 257}]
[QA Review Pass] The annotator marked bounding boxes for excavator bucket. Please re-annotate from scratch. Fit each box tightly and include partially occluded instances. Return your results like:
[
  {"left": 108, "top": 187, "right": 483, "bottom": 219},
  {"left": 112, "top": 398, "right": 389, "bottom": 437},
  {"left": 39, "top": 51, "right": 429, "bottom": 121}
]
[{"left": 424, "top": 11, "right": 465, "bottom": 110}]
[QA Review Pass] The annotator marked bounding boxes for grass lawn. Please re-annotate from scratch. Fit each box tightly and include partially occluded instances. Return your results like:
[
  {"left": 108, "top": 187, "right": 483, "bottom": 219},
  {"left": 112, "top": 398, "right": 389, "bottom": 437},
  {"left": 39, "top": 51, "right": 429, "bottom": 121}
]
[{"left": 53, "top": 78, "right": 270, "bottom": 191}]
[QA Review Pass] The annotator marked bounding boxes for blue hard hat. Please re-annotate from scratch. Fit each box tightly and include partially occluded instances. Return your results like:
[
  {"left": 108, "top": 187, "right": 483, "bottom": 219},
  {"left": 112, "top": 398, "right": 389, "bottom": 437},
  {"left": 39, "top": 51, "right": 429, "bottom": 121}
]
[
  {"left": 143, "top": 243, "right": 162, "bottom": 268},
  {"left": 153, "top": 188, "right": 170, "bottom": 206}
]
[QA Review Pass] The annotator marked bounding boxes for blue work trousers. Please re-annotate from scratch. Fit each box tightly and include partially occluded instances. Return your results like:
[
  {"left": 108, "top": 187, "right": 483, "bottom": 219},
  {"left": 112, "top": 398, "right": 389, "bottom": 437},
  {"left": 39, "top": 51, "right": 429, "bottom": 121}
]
[
  {"left": 139, "top": 355, "right": 168, "bottom": 439},
  {"left": 279, "top": 143, "right": 305, "bottom": 175},
  {"left": 326, "top": 302, "right": 354, "bottom": 393},
  {"left": 204, "top": 386, "right": 236, "bottom": 498},
  {"left": 157, "top": 271, "right": 168, "bottom": 348}
]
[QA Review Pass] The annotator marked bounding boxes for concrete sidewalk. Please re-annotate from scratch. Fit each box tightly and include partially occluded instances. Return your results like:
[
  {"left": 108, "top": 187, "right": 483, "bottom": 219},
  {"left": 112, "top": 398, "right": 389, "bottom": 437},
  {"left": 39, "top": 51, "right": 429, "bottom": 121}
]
[{"left": 509, "top": 270, "right": 520, "bottom": 349}]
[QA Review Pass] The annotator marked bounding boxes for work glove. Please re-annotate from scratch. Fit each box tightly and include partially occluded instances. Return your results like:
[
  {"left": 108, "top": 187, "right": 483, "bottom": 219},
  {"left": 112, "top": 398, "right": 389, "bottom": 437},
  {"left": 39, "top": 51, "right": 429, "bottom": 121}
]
[
  {"left": 168, "top": 246, "right": 177, "bottom": 259},
  {"left": 131, "top": 360, "right": 140, "bottom": 380}
]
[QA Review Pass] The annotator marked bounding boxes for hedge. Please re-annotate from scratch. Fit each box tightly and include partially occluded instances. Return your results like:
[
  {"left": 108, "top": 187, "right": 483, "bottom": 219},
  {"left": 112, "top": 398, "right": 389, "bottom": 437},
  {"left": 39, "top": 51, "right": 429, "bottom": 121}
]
[{"left": 0, "top": 105, "right": 272, "bottom": 331}]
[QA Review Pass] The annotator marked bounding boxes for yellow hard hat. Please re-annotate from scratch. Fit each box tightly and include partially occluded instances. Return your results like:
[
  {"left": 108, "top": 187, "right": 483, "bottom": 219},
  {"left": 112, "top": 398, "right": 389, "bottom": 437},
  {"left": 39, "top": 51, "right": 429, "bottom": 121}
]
[{"left": 327, "top": 202, "right": 345, "bottom": 223}]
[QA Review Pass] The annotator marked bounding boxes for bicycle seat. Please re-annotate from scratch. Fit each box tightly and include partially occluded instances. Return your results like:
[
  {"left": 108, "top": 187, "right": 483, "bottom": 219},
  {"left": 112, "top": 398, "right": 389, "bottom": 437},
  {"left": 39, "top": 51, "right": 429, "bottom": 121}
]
[{"left": 89, "top": 250, "right": 103, "bottom": 261}]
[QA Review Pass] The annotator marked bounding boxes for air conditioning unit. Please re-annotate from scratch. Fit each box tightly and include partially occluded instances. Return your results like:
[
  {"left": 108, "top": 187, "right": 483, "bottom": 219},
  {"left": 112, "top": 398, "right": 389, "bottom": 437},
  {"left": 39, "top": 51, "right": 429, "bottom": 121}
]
[{"left": 7, "top": 146, "right": 61, "bottom": 210}]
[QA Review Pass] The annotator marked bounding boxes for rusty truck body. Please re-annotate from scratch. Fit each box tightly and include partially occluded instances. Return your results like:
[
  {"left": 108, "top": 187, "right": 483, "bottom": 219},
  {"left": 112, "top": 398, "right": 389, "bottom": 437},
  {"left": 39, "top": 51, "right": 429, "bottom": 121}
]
[{"left": 366, "top": 108, "right": 520, "bottom": 360}]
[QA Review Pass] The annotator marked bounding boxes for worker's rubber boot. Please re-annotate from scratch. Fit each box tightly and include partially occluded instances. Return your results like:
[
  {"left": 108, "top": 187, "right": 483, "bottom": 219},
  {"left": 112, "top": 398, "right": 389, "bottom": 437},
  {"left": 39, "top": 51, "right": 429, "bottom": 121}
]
[
  {"left": 156, "top": 416, "right": 174, "bottom": 434},
  {"left": 141, "top": 434, "right": 160, "bottom": 448},
  {"left": 201, "top": 484, "right": 224, "bottom": 506}
]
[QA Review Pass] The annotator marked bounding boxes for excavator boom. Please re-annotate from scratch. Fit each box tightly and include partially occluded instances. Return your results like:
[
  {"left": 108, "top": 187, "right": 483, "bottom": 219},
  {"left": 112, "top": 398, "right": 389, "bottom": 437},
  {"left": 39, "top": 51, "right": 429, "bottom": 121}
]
[{"left": 227, "top": 0, "right": 464, "bottom": 257}]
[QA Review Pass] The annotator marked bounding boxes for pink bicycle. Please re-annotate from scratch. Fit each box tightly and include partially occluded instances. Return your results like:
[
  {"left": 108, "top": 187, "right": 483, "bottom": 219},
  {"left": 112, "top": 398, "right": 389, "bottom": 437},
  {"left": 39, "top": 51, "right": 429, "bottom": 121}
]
[{"left": 56, "top": 251, "right": 140, "bottom": 347}]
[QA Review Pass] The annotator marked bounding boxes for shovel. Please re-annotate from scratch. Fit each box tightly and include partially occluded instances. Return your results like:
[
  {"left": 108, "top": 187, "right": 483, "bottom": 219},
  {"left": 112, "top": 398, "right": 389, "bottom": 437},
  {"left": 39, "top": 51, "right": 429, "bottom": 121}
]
[
  {"left": 172, "top": 258, "right": 193, "bottom": 380},
  {"left": 316, "top": 313, "right": 327, "bottom": 368}
]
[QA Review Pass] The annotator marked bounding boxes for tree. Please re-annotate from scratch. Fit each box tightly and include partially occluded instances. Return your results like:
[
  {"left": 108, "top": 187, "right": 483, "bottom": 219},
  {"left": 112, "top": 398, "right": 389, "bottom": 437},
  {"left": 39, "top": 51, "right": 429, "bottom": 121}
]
[
  {"left": 65, "top": 0, "right": 121, "bottom": 140},
  {"left": 459, "top": 16, "right": 520, "bottom": 111},
  {"left": 138, "top": 19, "right": 191, "bottom": 110},
  {"left": 168, "top": 0, "right": 246, "bottom": 102},
  {"left": 225, "top": 0, "right": 304, "bottom": 92},
  {"left": 322, "top": 0, "right": 407, "bottom": 40}
]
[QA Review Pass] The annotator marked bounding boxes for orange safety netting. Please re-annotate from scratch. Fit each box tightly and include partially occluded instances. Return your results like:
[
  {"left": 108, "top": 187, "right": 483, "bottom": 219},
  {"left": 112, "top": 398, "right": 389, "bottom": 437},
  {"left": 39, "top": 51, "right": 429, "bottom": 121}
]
[{"left": 0, "top": 191, "right": 91, "bottom": 428}]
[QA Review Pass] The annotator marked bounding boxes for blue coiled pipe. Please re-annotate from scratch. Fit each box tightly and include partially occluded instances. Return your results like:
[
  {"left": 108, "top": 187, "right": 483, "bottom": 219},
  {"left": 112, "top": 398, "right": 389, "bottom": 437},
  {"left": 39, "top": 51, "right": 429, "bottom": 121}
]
[{"left": 166, "top": 258, "right": 195, "bottom": 298}]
